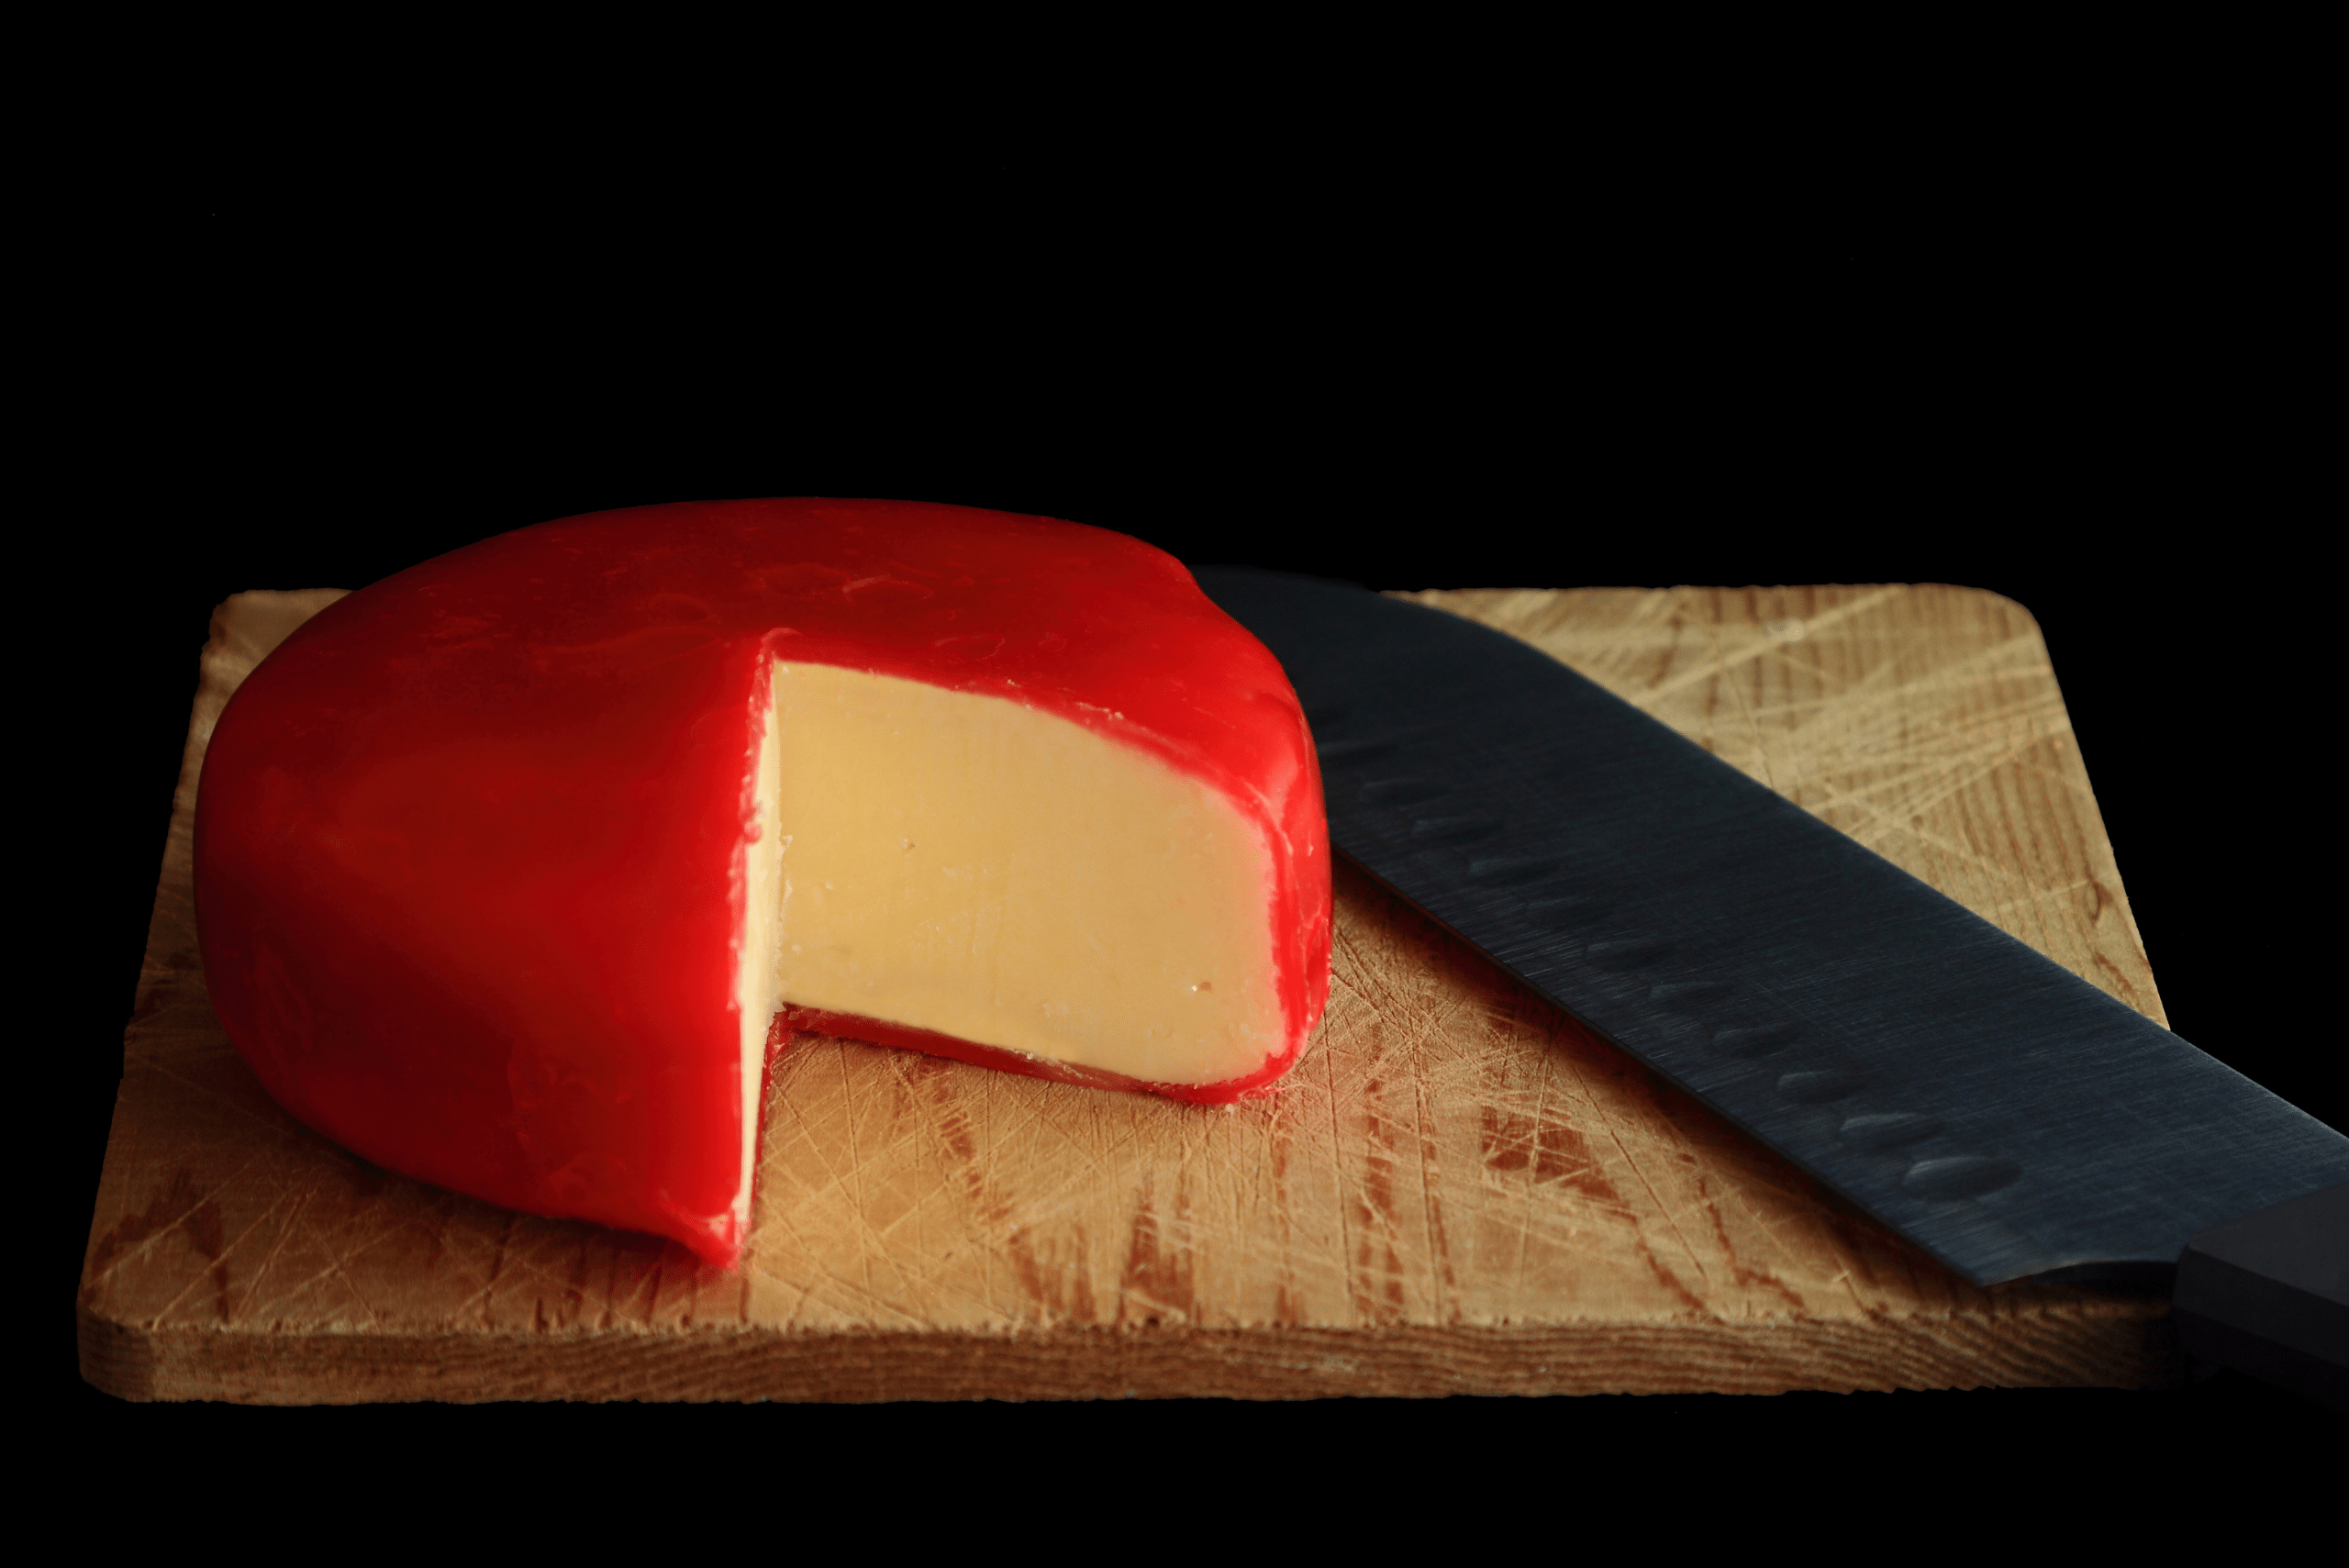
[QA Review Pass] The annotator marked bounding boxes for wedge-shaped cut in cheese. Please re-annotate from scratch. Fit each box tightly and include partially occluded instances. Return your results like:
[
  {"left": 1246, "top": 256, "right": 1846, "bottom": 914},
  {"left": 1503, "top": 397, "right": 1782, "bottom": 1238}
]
[
  {"left": 196, "top": 499, "right": 1330, "bottom": 1268},
  {"left": 746, "top": 664, "right": 1284, "bottom": 1090}
]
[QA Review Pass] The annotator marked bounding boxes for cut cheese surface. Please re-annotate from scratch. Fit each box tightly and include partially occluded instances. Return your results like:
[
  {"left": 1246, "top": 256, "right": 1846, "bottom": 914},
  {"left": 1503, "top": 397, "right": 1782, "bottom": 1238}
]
[
  {"left": 195, "top": 499, "right": 1330, "bottom": 1267},
  {"left": 751, "top": 663, "right": 1283, "bottom": 1087}
]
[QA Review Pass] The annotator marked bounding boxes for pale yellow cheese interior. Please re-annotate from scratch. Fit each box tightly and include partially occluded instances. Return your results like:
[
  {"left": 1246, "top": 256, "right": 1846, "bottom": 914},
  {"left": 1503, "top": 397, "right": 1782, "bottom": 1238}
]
[{"left": 734, "top": 661, "right": 1283, "bottom": 1162}]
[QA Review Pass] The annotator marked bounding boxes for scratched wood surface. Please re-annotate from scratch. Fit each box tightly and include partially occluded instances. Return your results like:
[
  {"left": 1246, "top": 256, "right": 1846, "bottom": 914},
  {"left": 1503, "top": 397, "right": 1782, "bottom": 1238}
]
[{"left": 80, "top": 584, "right": 2179, "bottom": 1403}]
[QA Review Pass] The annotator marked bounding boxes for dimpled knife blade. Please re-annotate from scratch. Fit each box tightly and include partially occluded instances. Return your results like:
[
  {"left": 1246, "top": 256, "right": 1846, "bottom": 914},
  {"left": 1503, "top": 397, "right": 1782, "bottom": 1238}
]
[{"left": 1196, "top": 568, "right": 2349, "bottom": 1287}]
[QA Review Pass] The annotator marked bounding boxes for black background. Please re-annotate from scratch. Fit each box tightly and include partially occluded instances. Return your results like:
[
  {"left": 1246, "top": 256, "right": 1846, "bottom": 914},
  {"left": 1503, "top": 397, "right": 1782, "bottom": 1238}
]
[{"left": 39, "top": 145, "right": 2338, "bottom": 1512}]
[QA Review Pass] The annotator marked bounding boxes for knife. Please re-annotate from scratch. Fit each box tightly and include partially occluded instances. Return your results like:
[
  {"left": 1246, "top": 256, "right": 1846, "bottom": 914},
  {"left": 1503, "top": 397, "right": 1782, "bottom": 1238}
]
[{"left": 1194, "top": 567, "right": 2349, "bottom": 1411}]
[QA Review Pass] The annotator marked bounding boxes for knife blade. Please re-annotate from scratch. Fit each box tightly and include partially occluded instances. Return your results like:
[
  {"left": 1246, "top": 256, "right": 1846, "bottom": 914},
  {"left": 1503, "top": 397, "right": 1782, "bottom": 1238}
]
[{"left": 1196, "top": 567, "right": 2349, "bottom": 1407}]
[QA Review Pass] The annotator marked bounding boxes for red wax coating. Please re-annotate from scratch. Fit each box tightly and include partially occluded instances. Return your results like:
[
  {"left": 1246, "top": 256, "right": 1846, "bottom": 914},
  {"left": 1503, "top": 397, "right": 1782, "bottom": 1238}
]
[{"left": 195, "top": 499, "right": 1331, "bottom": 1266}]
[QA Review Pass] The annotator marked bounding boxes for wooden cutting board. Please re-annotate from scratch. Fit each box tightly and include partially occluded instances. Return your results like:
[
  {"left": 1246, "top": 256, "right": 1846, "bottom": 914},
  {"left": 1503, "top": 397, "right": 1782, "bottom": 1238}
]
[{"left": 79, "top": 584, "right": 2180, "bottom": 1403}]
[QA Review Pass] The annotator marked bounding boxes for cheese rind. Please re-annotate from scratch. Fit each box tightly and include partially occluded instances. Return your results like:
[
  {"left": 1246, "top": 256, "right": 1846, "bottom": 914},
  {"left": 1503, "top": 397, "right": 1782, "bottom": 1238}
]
[{"left": 195, "top": 499, "right": 1330, "bottom": 1267}]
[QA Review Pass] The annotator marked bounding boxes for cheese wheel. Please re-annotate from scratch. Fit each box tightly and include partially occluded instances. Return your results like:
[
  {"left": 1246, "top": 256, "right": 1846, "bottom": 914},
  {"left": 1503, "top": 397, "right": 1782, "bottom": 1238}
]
[{"left": 195, "top": 499, "right": 1331, "bottom": 1265}]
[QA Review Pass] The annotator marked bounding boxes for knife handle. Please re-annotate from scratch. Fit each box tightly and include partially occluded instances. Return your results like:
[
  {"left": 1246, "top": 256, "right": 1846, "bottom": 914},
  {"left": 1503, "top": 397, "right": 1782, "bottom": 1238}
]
[{"left": 2171, "top": 1180, "right": 2349, "bottom": 1412}]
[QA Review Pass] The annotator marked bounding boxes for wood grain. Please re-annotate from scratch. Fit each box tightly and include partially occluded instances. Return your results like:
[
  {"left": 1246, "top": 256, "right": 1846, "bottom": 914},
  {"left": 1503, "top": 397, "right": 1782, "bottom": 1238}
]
[{"left": 79, "top": 584, "right": 2179, "bottom": 1403}]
